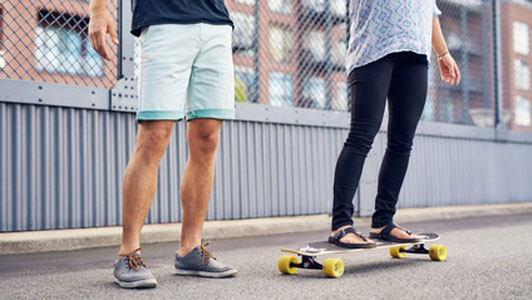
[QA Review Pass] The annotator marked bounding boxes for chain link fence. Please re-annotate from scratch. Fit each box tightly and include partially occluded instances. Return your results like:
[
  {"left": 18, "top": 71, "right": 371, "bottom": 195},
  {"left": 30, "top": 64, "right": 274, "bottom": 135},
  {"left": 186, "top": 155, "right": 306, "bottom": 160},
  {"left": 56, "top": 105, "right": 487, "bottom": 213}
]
[
  {"left": 229, "top": 0, "right": 349, "bottom": 112},
  {"left": 1, "top": 0, "right": 530, "bottom": 129},
  {"left": 0, "top": 0, "right": 118, "bottom": 89},
  {"left": 425, "top": 0, "right": 497, "bottom": 127},
  {"left": 228, "top": 0, "right": 519, "bottom": 127}
]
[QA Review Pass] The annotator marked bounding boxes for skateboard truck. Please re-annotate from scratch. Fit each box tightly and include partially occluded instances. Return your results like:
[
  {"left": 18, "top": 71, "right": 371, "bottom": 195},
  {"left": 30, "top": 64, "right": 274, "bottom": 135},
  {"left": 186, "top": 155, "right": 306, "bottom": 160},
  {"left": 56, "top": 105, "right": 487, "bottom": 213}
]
[
  {"left": 292, "top": 256, "right": 322, "bottom": 270},
  {"left": 402, "top": 244, "right": 430, "bottom": 254}
]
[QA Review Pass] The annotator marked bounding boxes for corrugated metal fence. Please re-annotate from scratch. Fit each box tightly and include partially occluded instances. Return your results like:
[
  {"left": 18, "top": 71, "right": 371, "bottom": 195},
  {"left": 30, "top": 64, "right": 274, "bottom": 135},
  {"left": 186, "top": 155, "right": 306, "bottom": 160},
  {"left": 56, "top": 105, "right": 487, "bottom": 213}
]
[
  {"left": 2, "top": 101, "right": 532, "bottom": 232},
  {"left": 0, "top": 102, "right": 349, "bottom": 231},
  {"left": 1, "top": 0, "right": 532, "bottom": 232}
]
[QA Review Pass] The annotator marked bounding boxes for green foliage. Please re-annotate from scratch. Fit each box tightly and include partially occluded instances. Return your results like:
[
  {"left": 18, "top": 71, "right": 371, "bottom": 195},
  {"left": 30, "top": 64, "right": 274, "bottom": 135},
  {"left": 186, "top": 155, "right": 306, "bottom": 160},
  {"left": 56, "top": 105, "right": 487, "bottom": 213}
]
[{"left": 235, "top": 77, "right": 249, "bottom": 103}]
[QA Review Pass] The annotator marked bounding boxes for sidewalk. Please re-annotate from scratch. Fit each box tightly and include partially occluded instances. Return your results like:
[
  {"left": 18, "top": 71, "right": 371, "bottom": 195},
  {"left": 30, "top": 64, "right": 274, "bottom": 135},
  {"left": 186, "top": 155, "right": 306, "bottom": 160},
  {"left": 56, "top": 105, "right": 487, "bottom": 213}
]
[{"left": 1, "top": 202, "right": 531, "bottom": 255}]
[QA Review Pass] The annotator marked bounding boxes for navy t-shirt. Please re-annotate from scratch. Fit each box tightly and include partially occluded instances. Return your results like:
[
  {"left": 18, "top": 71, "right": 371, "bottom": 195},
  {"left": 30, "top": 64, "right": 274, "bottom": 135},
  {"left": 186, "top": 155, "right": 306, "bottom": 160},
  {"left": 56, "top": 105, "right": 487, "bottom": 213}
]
[{"left": 131, "top": 0, "right": 233, "bottom": 37}]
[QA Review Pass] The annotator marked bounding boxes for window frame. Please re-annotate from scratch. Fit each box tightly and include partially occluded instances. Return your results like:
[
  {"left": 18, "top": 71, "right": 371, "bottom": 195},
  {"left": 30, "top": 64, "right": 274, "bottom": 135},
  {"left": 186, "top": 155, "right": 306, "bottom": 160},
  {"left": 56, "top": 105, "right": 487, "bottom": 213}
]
[{"left": 34, "top": 9, "right": 103, "bottom": 78}]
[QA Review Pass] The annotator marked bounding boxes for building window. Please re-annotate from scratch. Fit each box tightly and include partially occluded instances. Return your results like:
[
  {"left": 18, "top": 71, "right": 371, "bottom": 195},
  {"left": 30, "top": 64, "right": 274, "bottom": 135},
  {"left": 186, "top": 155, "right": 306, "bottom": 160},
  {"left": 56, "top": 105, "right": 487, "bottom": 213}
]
[
  {"left": 302, "top": 76, "right": 326, "bottom": 108},
  {"left": 302, "top": 0, "right": 327, "bottom": 12},
  {"left": 268, "top": 72, "right": 293, "bottom": 107},
  {"left": 515, "top": 96, "right": 531, "bottom": 127},
  {"left": 514, "top": 60, "right": 530, "bottom": 91},
  {"left": 234, "top": 0, "right": 255, "bottom": 5},
  {"left": 268, "top": 0, "right": 292, "bottom": 14},
  {"left": 513, "top": 21, "right": 530, "bottom": 55},
  {"left": 232, "top": 12, "right": 256, "bottom": 56},
  {"left": 303, "top": 30, "right": 326, "bottom": 62},
  {"left": 333, "top": 37, "right": 346, "bottom": 66},
  {"left": 427, "top": 63, "right": 434, "bottom": 87},
  {"left": 268, "top": 25, "right": 292, "bottom": 63},
  {"left": 331, "top": 0, "right": 347, "bottom": 16},
  {"left": 422, "top": 96, "right": 435, "bottom": 121},
  {"left": 235, "top": 66, "right": 255, "bottom": 102},
  {"left": 0, "top": 6, "right": 5, "bottom": 70},
  {"left": 439, "top": 98, "right": 454, "bottom": 123},
  {"left": 334, "top": 81, "right": 348, "bottom": 111},
  {"left": 34, "top": 10, "right": 103, "bottom": 77}
]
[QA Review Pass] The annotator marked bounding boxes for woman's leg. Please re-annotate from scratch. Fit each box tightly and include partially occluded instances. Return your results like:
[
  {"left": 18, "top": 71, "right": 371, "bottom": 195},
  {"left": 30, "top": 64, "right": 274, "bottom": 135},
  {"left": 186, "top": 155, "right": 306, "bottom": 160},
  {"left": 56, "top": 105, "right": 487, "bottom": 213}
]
[
  {"left": 331, "top": 58, "right": 394, "bottom": 236},
  {"left": 371, "top": 53, "right": 428, "bottom": 230}
]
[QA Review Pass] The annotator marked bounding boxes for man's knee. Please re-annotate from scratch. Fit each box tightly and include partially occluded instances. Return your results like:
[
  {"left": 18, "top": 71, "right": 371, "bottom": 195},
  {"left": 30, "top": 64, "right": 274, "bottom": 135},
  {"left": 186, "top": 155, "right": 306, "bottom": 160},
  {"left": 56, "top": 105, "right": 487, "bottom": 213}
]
[
  {"left": 137, "top": 122, "right": 174, "bottom": 154},
  {"left": 189, "top": 129, "right": 220, "bottom": 154}
]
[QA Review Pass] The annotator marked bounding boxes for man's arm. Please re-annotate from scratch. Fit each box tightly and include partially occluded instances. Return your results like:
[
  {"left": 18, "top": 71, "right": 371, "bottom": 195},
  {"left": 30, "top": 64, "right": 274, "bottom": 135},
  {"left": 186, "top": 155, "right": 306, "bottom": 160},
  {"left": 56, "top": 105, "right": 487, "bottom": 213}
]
[
  {"left": 432, "top": 17, "right": 460, "bottom": 86},
  {"left": 89, "top": 0, "right": 118, "bottom": 61}
]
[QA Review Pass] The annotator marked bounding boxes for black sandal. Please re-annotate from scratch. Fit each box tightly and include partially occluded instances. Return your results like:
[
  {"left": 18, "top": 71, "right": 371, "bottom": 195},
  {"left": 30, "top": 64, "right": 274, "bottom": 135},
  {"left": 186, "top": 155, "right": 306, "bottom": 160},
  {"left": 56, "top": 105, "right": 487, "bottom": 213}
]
[
  {"left": 329, "top": 226, "right": 377, "bottom": 249},
  {"left": 369, "top": 223, "right": 422, "bottom": 243}
]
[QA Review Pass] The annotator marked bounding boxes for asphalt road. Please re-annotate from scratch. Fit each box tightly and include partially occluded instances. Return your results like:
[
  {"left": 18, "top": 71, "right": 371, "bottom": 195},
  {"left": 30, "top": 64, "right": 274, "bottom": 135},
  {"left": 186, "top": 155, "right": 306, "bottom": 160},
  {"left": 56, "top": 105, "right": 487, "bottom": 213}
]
[{"left": 1, "top": 213, "right": 532, "bottom": 300}]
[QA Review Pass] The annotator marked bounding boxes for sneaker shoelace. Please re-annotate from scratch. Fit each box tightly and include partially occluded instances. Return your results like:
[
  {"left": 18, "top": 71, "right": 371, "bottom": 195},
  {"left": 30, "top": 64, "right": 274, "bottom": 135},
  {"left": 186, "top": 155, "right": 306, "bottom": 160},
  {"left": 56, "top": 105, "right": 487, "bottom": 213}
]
[
  {"left": 122, "top": 248, "right": 146, "bottom": 271},
  {"left": 198, "top": 242, "right": 216, "bottom": 266}
]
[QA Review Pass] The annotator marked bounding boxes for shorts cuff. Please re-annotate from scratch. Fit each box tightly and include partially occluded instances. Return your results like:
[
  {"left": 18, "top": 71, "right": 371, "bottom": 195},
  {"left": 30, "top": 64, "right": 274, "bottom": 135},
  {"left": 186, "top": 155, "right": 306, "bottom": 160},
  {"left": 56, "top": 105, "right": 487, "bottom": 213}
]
[
  {"left": 137, "top": 110, "right": 184, "bottom": 121},
  {"left": 187, "top": 109, "right": 235, "bottom": 120}
]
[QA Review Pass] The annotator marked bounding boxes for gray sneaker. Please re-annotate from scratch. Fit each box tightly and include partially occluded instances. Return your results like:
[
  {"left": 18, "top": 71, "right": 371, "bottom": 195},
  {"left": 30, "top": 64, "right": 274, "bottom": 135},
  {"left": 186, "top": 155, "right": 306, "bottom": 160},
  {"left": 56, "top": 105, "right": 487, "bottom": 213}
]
[
  {"left": 174, "top": 243, "right": 237, "bottom": 278},
  {"left": 113, "top": 248, "right": 158, "bottom": 288}
]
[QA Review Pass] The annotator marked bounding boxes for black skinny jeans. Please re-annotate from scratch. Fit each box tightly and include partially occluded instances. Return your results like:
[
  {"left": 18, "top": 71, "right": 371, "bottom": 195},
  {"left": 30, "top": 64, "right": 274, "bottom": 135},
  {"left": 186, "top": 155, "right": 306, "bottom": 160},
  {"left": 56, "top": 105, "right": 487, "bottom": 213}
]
[{"left": 332, "top": 51, "right": 428, "bottom": 230}]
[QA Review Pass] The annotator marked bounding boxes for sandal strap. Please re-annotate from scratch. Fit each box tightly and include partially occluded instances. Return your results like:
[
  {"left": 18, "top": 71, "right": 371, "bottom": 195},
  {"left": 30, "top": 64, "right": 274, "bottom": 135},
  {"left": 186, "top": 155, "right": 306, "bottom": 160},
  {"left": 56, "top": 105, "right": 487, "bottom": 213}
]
[
  {"left": 394, "top": 224, "right": 412, "bottom": 235},
  {"left": 332, "top": 226, "right": 355, "bottom": 241},
  {"left": 332, "top": 227, "right": 369, "bottom": 242},
  {"left": 377, "top": 223, "right": 412, "bottom": 239}
]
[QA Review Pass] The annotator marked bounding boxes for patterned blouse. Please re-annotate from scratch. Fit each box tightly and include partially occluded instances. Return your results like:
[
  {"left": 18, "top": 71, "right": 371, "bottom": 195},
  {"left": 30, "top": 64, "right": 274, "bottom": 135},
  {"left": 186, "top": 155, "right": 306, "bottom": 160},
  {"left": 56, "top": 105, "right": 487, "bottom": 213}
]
[{"left": 346, "top": 0, "right": 441, "bottom": 74}]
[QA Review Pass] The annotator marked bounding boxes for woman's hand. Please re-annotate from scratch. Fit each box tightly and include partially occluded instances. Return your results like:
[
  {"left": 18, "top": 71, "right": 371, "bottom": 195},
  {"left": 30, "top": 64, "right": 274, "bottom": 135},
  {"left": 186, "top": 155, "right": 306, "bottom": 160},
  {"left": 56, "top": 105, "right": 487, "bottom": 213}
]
[
  {"left": 88, "top": 9, "right": 119, "bottom": 61},
  {"left": 437, "top": 53, "right": 460, "bottom": 86}
]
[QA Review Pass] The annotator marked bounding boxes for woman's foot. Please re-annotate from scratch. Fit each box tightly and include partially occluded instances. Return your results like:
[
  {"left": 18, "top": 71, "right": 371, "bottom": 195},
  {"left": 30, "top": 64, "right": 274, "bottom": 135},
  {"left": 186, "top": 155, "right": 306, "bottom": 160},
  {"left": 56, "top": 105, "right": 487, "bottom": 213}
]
[
  {"left": 369, "top": 223, "right": 422, "bottom": 243},
  {"left": 329, "top": 225, "right": 376, "bottom": 248}
]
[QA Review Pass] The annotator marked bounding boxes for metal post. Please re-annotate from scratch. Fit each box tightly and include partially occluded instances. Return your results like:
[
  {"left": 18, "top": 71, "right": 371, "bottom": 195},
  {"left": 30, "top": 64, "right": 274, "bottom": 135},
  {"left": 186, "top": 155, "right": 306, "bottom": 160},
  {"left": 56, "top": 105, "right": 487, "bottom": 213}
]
[
  {"left": 481, "top": 1, "right": 490, "bottom": 110},
  {"left": 117, "top": 0, "right": 135, "bottom": 80},
  {"left": 110, "top": 0, "right": 138, "bottom": 112},
  {"left": 345, "top": 0, "right": 351, "bottom": 113},
  {"left": 253, "top": 0, "right": 260, "bottom": 104},
  {"left": 493, "top": 0, "right": 505, "bottom": 130},
  {"left": 460, "top": 6, "right": 470, "bottom": 124},
  {"left": 325, "top": 0, "right": 333, "bottom": 110}
]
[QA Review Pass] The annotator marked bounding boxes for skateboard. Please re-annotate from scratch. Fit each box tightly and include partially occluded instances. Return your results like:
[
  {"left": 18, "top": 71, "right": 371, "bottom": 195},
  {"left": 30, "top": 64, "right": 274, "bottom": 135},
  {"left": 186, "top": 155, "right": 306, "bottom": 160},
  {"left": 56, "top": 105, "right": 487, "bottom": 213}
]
[{"left": 278, "top": 233, "right": 446, "bottom": 278}]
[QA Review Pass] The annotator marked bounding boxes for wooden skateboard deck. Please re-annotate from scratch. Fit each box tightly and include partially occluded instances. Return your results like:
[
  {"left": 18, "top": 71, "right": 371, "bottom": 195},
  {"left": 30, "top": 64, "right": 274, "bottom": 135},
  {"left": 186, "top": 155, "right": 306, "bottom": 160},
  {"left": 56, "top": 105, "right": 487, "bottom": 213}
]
[
  {"left": 282, "top": 233, "right": 440, "bottom": 256},
  {"left": 278, "top": 233, "right": 446, "bottom": 278}
]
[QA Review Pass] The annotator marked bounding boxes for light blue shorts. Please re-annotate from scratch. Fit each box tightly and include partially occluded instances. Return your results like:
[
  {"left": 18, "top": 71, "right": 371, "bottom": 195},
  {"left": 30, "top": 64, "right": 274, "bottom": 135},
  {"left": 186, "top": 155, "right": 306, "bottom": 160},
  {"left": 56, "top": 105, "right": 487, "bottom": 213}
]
[{"left": 136, "top": 23, "right": 235, "bottom": 121}]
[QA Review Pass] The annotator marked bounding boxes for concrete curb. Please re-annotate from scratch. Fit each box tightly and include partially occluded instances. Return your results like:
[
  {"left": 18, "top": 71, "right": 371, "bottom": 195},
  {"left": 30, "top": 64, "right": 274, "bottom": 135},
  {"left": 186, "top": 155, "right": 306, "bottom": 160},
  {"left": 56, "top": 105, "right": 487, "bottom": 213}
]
[{"left": 1, "top": 202, "right": 531, "bottom": 255}]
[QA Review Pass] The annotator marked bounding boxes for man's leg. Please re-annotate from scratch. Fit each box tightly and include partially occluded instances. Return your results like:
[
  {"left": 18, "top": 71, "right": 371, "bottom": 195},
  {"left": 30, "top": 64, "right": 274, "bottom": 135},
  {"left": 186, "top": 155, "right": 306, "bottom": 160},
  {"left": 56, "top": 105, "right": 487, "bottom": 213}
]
[
  {"left": 178, "top": 118, "right": 222, "bottom": 256},
  {"left": 119, "top": 121, "right": 174, "bottom": 256},
  {"left": 171, "top": 24, "right": 236, "bottom": 278}
]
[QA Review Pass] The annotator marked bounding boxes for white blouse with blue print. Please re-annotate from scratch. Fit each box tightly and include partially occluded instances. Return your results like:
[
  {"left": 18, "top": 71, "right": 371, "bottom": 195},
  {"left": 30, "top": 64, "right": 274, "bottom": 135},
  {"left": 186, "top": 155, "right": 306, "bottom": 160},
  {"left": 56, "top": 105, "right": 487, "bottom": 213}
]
[{"left": 346, "top": 0, "right": 442, "bottom": 74}]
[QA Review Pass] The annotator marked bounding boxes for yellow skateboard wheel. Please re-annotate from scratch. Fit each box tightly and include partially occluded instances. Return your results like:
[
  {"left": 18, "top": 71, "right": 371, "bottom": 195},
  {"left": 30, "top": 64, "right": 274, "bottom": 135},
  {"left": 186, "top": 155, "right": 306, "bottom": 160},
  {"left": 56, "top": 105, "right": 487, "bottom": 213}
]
[
  {"left": 278, "top": 256, "right": 298, "bottom": 275},
  {"left": 322, "top": 258, "right": 344, "bottom": 278},
  {"left": 429, "top": 244, "right": 447, "bottom": 261},
  {"left": 389, "top": 246, "right": 407, "bottom": 258}
]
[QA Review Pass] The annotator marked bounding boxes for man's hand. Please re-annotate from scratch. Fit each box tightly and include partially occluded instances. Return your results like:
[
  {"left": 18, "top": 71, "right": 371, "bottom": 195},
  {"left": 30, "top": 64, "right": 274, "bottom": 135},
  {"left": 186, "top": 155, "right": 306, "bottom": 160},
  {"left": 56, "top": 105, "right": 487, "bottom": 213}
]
[
  {"left": 88, "top": 9, "right": 118, "bottom": 61},
  {"left": 437, "top": 53, "right": 460, "bottom": 86}
]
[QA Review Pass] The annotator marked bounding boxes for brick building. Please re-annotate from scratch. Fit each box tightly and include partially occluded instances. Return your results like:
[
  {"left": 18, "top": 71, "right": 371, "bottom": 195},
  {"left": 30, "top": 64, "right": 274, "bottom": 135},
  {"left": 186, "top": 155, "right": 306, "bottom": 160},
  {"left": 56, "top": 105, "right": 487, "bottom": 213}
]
[
  {"left": 501, "top": 0, "right": 532, "bottom": 130},
  {"left": 0, "top": 0, "right": 118, "bottom": 89},
  {"left": 228, "top": 0, "right": 348, "bottom": 111}
]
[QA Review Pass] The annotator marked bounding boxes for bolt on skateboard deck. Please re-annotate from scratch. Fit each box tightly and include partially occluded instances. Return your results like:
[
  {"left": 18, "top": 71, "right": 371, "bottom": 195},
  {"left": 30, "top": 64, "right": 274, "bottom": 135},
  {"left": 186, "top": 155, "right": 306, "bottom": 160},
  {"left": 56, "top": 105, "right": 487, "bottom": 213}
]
[{"left": 278, "top": 233, "right": 446, "bottom": 278}]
